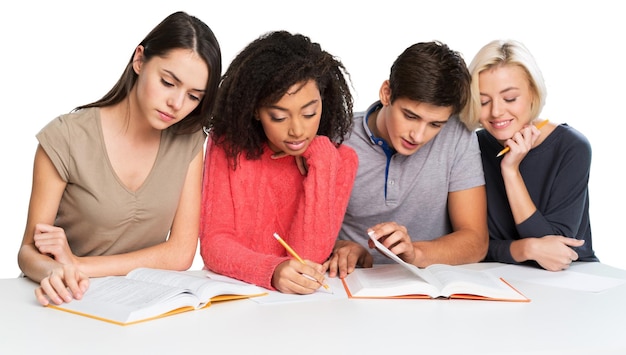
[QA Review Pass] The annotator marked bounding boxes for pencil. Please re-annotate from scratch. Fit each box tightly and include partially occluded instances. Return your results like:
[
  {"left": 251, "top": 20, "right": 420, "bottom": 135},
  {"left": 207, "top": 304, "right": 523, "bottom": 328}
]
[
  {"left": 496, "top": 119, "right": 549, "bottom": 157},
  {"left": 273, "top": 233, "right": 330, "bottom": 290}
]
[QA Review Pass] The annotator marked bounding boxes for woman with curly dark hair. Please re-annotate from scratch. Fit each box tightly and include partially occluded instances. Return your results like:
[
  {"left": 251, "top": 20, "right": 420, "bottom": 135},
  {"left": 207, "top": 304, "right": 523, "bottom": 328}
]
[{"left": 200, "top": 31, "right": 358, "bottom": 294}]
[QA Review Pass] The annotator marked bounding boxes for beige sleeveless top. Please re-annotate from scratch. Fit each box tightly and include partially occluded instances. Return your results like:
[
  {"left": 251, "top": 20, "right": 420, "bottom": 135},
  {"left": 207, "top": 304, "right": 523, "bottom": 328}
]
[{"left": 37, "top": 108, "right": 205, "bottom": 256}]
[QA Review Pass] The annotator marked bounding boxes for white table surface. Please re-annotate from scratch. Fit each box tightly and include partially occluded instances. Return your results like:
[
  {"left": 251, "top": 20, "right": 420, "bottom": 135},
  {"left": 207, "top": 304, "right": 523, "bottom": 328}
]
[{"left": 1, "top": 262, "right": 625, "bottom": 355}]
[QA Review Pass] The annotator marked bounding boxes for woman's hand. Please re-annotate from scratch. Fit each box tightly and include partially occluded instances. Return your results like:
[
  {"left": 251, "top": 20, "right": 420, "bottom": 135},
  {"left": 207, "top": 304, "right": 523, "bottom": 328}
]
[
  {"left": 271, "top": 259, "right": 325, "bottom": 294},
  {"left": 500, "top": 124, "right": 541, "bottom": 169},
  {"left": 35, "top": 264, "right": 89, "bottom": 306},
  {"left": 33, "top": 223, "right": 78, "bottom": 266},
  {"left": 513, "top": 236, "right": 584, "bottom": 271}
]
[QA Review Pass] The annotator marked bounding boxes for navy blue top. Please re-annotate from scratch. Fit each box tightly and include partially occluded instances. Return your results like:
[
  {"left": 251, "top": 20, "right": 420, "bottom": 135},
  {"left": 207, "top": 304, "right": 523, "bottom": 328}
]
[{"left": 477, "top": 124, "right": 598, "bottom": 265}]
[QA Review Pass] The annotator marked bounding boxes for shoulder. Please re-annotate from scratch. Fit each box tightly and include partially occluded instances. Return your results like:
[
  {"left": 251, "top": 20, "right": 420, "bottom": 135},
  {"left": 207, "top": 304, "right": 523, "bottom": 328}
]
[
  {"left": 446, "top": 116, "right": 473, "bottom": 134},
  {"left": 162, "top": 126, "right": 207, "bottom": 152},
  {"left": 353, "top": 110, "right": 366, "bottom": 123},
  {"left": 438, "top": 116, "right": 478, "bottom": 146},
  {"left": 337, "top": 142, "right": 358, "bottom": 163},
  {"left": 558, "top": 124, "right": 590, "bottom": 144},
  {"left": 37, "top": 108, "right": 99, "bottom": 142},
  {"left": 547, "top": 124, "right": 591, "bottom": 154},
  {"left": 437, "top": 116, "right": 474, "bottom": 137},
  {"left": 476, "top": 127, "right": 489, "bottom": 140},
  {"left": 349, "top": 112, "right": 367, "bottom": 137},
  {"left": 531, "top": 124, "right": 592, "bottom": 170},
  {"left": 40, "top": 108, "right": 98, "bottom": 130},
  {"left": 344, "top": 112, "right": 372, "bottom": 149}
]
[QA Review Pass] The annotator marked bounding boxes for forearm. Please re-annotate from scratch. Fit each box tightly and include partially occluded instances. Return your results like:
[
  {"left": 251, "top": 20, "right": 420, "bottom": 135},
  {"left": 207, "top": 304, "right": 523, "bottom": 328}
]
[
  {"left": 412, "top": 229, "right": 488, "bottom": 267},
  {"left": 501, "top": 167, "right": 536, "bottom": 224},
  {"left": 290, "top": 140, "right": 357, "bottom": 261},
  {"left": 77, "top": 237, "right": 197, "bottom": 277},
  {"left": 18, "top": 244, "right": 63, "bottom": 282},
  {"left": 486, "top": 239, "right": 517, "bottom": 264},
  {"left": 200, "top": 231, "right": 284, "bottom": 289}
]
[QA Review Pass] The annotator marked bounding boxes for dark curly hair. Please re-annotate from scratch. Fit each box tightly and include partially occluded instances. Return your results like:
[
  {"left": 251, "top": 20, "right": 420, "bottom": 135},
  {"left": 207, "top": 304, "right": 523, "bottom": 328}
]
[{"left": 208, "top": 30, "right": 353, "bottom": 167}]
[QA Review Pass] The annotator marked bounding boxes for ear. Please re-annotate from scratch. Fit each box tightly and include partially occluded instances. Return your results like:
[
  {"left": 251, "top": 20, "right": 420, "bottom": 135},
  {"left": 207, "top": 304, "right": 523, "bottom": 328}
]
[
  {"left": 379, "top": 80, "right": 392, "bottom": 106},
  {"left": 132, "top": 45, "right": 145, "bottom": 75}
]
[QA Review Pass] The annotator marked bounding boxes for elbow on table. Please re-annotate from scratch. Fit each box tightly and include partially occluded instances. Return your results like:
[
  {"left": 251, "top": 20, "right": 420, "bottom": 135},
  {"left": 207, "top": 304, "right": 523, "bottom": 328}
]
[{"left": 475, "top": 231, "right": 489, "bottom": 262}]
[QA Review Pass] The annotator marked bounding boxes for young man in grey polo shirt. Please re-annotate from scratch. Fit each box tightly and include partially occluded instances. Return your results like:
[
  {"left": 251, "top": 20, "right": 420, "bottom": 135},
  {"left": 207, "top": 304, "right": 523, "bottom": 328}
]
[{"left": 326, "top": 41, "right": 488, "bottom": 278}]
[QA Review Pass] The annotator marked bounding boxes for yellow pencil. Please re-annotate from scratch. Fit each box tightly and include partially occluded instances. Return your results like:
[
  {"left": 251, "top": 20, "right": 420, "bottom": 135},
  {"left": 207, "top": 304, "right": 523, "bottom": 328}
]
[
  {"left": 273, "top": 233, "right": 330, "bottom": 290},
  {"left": 496, "top": 119, "right": 549, "bottom": 157}
]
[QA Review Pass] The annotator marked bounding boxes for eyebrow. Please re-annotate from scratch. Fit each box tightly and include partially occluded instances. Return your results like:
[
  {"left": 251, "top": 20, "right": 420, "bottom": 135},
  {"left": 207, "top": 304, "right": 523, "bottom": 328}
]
[
  {"left": 164, "top": 69, "right": 206, "bottom": 93},
  {"left": 267, "top": 99, "right": 320, "bottom": 111},
  {"left": 402, "top": 108, "right": 448, "bottom": 125},
  {"left": 480, "top": 86, "right": 520, "bottom": 96}
]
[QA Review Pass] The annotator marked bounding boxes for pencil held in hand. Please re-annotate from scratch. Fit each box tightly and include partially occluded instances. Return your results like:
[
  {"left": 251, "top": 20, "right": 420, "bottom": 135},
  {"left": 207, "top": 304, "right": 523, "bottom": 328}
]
[
  {"left": 496, "top": 119, "right": 549, "bottom": 157},
  {"left": 273, "top": 233, "right": 330, "bottom": 290}
]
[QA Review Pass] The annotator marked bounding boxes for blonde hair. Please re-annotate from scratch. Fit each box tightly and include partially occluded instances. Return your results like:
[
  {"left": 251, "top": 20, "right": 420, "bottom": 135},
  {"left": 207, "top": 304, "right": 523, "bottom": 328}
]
[{"left": 462, "top": 39, "right": 547, "bottom": 130}]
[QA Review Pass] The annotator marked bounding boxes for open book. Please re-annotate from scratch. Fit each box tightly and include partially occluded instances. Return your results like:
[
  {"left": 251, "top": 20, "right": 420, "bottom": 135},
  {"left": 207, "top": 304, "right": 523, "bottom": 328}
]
[
  {"left": 341, "top": 235, "right": 529, "bottom": 302},
  {"left": 47, "top": 268, "right": 268, "bottom": 325}
]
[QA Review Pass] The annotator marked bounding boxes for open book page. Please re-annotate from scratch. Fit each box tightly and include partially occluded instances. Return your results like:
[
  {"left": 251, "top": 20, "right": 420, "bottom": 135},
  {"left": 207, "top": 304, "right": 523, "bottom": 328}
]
[
  {"left": 359, "top": 235, "right": 529, "bottom": 301},
  {"left": 342, "top": 264, "right": 440, "bottom": 298},
  {"left": 342, "top": 264, "right": 529, "bottom": 301},
  {"left": 127, "top": 268, "right": 267, "bottom": 306},
  {"left": 48, "top": 269, "right": 268, "bottom": 325},
  {"left": 48, "top": 276, "right": 201, "bottom": 325},
  {"left": 425, "top": 264, "right": 528, "bottom": 300}
]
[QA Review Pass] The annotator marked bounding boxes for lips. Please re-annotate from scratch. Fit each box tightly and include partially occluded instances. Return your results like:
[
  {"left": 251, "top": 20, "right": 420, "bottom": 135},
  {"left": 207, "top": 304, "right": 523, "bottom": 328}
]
[
  {"left": 401, "top": 138, "right": 418, "bottom": 150},
  {"left": 490, "top": 119, "right": 513, "bottom": 129},
  {"left": 158, "top": 111, "right": 175, "bottom": 122},
  {"left": 285, "top": 140, "right": 306, "bottom": 151}
]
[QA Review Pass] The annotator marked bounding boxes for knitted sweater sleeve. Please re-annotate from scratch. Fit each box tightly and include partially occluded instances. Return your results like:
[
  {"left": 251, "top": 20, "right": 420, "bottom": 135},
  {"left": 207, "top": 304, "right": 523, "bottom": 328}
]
[
  {"left": 199, "top": 140, "right": 284, "bottom": 289},
  {"left": 283, "top": 136, "right": 359, "bottom": 263}
]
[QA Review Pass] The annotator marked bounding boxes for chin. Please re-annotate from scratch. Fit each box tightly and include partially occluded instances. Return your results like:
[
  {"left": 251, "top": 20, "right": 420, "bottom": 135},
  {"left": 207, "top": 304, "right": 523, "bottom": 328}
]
[{"left": 396, "top": 147, "right": 418, "bottom": 156}]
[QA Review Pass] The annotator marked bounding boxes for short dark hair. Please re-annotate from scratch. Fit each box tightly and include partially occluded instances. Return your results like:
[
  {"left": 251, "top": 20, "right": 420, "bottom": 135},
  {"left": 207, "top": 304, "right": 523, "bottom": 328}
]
[{"left": 388, "top": 41, "right": 470, "bottom": 116}]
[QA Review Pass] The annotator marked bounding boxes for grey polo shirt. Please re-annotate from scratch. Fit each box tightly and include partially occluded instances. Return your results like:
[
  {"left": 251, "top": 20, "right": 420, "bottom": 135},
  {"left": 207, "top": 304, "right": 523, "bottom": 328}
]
[{"left": 338, "top": 101, "right": 485, "bottom": 264}]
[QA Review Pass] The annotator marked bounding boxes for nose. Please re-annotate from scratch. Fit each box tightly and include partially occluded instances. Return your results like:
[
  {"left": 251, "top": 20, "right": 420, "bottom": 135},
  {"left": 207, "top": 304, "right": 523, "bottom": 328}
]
[
  {"left": 491, "top": 100, "right": 503, "bottom": 117},
  {"left": 167, "top": 90, "right": 186, "bottom": 111},
  {"left": 288, "top": 118, "right": 304, "bottom": 138},
  {"left": 409, "top": 122, "right": 426, "bottom": 143}
]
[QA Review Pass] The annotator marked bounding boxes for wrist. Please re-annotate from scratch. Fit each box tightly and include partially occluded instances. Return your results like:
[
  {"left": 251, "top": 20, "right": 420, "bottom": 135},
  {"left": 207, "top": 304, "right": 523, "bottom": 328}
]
[
  {"left": 500, "top": 165, "right": 521, "bottom": 180},
  {"left": 510, "top": 239, "right": 532, "bottom": 262}
]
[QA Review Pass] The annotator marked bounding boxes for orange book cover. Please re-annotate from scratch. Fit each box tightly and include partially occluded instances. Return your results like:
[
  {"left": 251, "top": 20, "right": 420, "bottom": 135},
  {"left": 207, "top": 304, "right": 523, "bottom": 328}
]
[
  {"left": 341, "top": 235, "right": 530, "bottom": 302},
  {"left": 341, "top": 264, "right": 529, "bottom": 302}
]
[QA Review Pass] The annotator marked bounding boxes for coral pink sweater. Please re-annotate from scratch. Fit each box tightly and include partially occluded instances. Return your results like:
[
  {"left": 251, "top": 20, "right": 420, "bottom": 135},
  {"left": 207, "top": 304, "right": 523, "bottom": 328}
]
[{"left": 200, "top": 136, "right": 358, "bottom": 290}]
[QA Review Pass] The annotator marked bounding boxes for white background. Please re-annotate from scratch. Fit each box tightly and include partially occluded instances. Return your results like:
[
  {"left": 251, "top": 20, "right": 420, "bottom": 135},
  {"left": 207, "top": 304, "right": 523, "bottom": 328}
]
[{"left": 0, "top": 0, "right": 623, "bottom": 278}]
